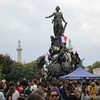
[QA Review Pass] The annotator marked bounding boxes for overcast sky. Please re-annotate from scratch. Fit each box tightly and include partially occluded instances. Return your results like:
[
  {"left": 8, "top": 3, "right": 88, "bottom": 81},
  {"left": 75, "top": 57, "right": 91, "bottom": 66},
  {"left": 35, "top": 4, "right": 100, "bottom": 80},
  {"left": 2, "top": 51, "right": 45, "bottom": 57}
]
[{"left": 0, "top": 0, "right": 100, "bottom": 66}]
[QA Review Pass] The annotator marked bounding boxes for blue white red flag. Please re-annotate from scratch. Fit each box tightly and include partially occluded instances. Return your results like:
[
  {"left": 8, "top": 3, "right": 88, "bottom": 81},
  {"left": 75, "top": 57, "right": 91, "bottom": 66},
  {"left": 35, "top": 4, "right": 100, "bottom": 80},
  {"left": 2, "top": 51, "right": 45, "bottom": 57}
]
[{"left": 58, "top": 35, "right": 67, "bottom": 43}]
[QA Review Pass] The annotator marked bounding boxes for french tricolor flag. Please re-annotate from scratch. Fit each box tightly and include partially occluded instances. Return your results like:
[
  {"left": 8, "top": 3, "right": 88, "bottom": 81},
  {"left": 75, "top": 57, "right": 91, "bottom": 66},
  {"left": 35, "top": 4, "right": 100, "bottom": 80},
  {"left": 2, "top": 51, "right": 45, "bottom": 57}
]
[{"left": 58, "top": 35, "right": 67, "bottom": 44}]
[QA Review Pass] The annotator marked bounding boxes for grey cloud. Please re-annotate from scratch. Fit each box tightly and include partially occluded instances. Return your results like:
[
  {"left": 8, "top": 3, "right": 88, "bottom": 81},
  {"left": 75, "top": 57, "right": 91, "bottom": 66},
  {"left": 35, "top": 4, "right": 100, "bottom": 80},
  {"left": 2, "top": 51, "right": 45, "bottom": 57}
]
[{"left": 0, "top": 0, "right": 100, "bottom": 65}]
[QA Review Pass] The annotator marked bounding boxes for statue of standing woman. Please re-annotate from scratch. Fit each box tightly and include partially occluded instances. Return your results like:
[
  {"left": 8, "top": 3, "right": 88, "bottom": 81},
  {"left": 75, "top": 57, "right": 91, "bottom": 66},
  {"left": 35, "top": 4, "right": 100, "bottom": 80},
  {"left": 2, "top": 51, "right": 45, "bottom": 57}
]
[{"left": 46, "top": 6, "right": 67, "bottom": 37}]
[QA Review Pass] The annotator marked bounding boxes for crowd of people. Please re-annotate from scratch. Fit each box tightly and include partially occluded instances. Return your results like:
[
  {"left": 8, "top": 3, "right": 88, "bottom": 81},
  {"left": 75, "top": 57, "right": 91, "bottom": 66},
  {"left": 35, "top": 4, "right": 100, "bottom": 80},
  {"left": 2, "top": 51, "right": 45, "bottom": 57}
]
[{"left": 0, "top": 78, "right": 100, "bottom": 100}]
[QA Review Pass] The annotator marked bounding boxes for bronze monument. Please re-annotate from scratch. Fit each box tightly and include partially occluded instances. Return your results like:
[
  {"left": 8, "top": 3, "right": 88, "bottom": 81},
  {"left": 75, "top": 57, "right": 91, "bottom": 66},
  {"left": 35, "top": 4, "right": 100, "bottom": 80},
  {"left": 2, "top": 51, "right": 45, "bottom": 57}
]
[{"left": 46, "top": 6, "right": 67, "bottom": 37}]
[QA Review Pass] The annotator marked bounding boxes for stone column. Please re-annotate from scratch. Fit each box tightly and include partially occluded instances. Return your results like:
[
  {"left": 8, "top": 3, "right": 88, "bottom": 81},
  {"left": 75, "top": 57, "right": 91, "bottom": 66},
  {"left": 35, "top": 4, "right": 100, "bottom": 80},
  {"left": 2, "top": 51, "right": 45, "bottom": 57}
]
[{"left": 17, "top": 40, "right": 22, "bottom": 63}]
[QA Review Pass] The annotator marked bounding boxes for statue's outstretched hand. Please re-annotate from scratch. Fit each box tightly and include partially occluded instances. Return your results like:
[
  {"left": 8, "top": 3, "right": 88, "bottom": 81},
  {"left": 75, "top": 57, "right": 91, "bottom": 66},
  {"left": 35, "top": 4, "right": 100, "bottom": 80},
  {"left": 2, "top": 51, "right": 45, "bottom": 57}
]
[
  {"left": 65, "top": 22, "right": 67, "bottom": 25},
  {"left": 45, "top": 17, "right": 48, "bottom": 18}
]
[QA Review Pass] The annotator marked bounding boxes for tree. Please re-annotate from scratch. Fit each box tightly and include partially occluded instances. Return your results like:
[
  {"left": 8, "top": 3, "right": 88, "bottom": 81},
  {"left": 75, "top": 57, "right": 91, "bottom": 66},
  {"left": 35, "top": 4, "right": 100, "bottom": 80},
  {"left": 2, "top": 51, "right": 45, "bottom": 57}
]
[
  {"left": 0, "top": 54, "right": 13, "bottom": 79},
  {"left": 86, "top": 61, "right": 100, "bottom": 73},
  {"left": 0, "top": 65, "right": 3, "bottom": 81},
  {"left": 7, "top": 62, "right": 24, "bottom": 81},
  {"left": 87, "top": 65, "right": 93, "bottom": 73},
  {"left": 7, "top": 61, "right": 37, "bottom": 81},
  {"left": 92, "top": 61, "right": 100, "bottom": 69},
  {"left": 23, "top": 61, "right": 38, "bottom": 79}
]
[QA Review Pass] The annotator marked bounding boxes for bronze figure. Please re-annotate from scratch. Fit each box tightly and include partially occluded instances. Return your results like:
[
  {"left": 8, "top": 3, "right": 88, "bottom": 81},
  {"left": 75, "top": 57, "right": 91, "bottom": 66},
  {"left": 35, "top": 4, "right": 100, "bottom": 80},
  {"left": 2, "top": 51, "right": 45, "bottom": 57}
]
[{"left": 46, "top": 6, "right": 67, "bottom": 37}]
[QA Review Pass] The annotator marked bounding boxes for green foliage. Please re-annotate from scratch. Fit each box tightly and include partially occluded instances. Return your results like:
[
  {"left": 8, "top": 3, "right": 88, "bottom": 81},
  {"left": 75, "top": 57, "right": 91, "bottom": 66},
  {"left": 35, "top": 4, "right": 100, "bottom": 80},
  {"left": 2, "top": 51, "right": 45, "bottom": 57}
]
[
  {"left": 0, "top": 54, "right": 13, "bottom": 79},
  {"left": 7, "top": 61, "right": 37, "bottom": 81},
  {"left": 0, "top": 52, "right": 99, "bottom": 82},
  {"left": 0, "top": 65, "right": 3, "bottom": 81},
  {"left": 24, "top": 61, "right": 38, "bottom": 79},
  {"left": 7, "top": 62, "right": 24, "bottom": 81},
  {"left": 92, "top": 61, "right": 100, "bottom": 69},
  {"left": 87, "top": 65, "right": 93, "bottom": 73},
  {"left": 0, "top": 54, "right": 38, "bottom": 81},
  {"left": 86, "top": 61, "right": 100, "bottom": 73}
]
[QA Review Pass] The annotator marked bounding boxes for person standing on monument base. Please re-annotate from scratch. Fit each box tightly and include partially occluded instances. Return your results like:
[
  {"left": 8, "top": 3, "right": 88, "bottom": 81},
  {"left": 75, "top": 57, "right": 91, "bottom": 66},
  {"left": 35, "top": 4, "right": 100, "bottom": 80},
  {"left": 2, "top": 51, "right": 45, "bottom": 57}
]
[{"left": 46, "top": 6, "right": 67, "bottom": 37}]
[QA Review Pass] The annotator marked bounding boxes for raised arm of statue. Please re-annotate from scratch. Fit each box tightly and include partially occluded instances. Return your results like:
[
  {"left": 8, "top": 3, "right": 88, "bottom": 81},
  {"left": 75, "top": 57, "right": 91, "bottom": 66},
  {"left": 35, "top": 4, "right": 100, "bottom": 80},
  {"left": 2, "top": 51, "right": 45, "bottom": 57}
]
[{"left": 45, "top": 13, "right": 54, "bottom": 18}]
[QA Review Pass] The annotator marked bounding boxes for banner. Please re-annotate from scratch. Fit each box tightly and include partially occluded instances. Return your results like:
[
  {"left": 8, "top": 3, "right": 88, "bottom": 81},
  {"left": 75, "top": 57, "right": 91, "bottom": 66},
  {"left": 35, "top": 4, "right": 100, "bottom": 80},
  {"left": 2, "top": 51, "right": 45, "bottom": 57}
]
[{"left": 58, "top": 35, "right": 67, "bottom": 44}]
